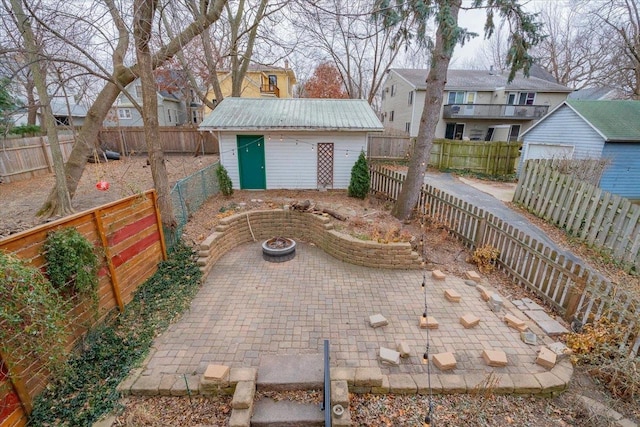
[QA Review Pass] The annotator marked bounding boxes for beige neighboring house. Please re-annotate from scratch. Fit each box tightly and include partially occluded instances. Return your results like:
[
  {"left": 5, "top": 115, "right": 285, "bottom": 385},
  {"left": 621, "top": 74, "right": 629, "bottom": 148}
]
[
  {"left": 380, "top": 68, "right": 573, "bottom": 142},
  {"left": 204, "top": 62, "right": 297, "bottom": 114}
]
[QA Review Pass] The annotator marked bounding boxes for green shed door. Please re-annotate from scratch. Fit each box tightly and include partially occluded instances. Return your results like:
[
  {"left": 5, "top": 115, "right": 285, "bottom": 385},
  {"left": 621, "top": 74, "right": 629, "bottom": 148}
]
[{"left": 237, "top": 135, "right": 266, "bottom": 189}]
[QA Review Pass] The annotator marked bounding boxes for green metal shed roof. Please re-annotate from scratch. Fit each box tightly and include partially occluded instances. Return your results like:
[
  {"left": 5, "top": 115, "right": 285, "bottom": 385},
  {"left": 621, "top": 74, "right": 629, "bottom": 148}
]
[
  {"left": 199, "top": 98, "right": 384, "bottom": 132},
  {"left": 567, "top": 100, "right": 640, "bottom": 142}
]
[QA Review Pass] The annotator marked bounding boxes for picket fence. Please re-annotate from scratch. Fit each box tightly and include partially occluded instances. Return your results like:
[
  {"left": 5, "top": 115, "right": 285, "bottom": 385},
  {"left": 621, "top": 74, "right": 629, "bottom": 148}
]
[
  {"left": 515, "top": 159, "right": 640, "bottom": 271},
  {"left": 369, "top": 164, "right": 640, "bottom": 358}
]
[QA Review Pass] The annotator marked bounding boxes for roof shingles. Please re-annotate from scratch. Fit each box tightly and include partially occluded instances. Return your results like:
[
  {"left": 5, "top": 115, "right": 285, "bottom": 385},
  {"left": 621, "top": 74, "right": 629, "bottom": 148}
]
[{"left": 567, "top": 100, "right": 640, "bottom": 142}]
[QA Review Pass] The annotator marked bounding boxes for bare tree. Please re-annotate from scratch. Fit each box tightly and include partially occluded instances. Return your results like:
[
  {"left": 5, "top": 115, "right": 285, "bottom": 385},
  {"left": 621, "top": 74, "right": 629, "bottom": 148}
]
[
  {"left": 8, "top": 0, "right": 73, "bottom": 216},
  {"left": 375, "top": 0, "right": 543, "bottom": 221},
  {"left": 290, "top": 0, "right": 406, "bottom": 104}
]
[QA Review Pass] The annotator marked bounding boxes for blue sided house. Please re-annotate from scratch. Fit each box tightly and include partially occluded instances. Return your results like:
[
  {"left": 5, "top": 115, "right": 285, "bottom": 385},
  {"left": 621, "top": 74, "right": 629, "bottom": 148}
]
[{"left": 520, "top": 100, "right": 640, "bottom": 201}]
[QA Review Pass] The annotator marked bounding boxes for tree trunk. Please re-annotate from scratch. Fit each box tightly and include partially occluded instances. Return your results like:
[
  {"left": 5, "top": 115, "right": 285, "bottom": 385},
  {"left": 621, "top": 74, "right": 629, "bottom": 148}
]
[
  {"left": 134, "top": 0, "right": 177, "bottom": 232},
  {"left": 391, "top": 0, "right": 461, "bottom": 221},
  {"left": 38, "top": 0, "right": 226, "bottom": 214},
  {"left": 11, "top": 0, "right": 73, "bottom": 217}
]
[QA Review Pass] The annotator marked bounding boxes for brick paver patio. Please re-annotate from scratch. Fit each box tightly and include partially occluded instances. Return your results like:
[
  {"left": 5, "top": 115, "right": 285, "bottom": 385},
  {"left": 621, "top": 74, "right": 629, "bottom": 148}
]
[{"left": 142, "top": 241, "right": 556, "bottom": 379}]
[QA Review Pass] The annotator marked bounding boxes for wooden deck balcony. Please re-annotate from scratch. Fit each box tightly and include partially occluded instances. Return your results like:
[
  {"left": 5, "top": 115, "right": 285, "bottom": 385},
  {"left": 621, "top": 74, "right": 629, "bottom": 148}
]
[
  {"left": 260, "top": 84, "right": 280, "bottom": 98},
  {"left": 443, "top": 104, "right": 549, "bottom": 120}
]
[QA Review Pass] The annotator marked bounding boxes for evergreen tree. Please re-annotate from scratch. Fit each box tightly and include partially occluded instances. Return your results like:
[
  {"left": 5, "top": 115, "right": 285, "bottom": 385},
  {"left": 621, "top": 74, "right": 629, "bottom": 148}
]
[{"left": 348, "top": 151, "right": 370, "bottom": 199}]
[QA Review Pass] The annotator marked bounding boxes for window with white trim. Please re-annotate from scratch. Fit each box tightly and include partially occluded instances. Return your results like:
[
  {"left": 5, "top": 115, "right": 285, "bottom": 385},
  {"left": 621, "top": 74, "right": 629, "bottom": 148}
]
[
  {"left": 408, "top": 90, "right": 414, "bottom": 105},
  {"left": 518, "top": 92, "right": 536, "bottom": 105},
  {"left": 390, "top": 84, "right": 396, "bottom": 97},
  {"left": 135, "top": 85, "right": 143, "bottom": 98},
  {"left": 447, "top": 91, "right": 475, "bottom": 104},
  {"left": 405, "top": 122, "right": 411, "bottom": 133},
  {"left": 118, "top": 108, "right": 131, "bottom": 119}
]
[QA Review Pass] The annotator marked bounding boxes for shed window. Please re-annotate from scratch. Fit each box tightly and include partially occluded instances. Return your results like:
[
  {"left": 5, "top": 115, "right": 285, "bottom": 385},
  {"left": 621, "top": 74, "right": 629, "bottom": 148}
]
[{"left": 118, "top": 108, "right": 131, "bottom": 119}]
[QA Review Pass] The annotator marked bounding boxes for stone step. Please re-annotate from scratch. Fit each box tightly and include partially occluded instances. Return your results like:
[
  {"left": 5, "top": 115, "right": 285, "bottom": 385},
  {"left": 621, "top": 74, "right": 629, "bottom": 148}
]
[
  {"left": 251, "top": 398, "right": 325, "bottom": 427},
  {"left": 257, "top": 354, "right": 324, "bottom": 391}
]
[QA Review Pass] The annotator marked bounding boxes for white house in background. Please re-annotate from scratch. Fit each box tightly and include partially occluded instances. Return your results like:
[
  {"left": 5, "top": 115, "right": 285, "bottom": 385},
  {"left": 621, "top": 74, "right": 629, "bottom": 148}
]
[
  {"left": 199, "top": 98, "right": 383, "bottom": 190},
  {"left": 380, "top": 68, "right": 572, "bottom": 141},
  {"left": 103, "top": 79, "right": 188, "bottom": 127}
]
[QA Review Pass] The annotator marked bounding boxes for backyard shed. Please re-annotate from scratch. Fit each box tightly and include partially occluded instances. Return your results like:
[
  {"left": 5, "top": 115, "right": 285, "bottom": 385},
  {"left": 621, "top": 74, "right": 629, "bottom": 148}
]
[
  {"left": 519, "top": 100, "right": 640, "bottom": 200},
  {"left": 199, "top": 98, "right": 383, "bottom": 190}
]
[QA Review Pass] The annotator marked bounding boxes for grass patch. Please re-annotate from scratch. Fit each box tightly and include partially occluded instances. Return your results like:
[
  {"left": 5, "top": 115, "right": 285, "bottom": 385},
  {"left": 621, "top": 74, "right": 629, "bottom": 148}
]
[{"left": 29, "top": 242, "right": 202, "bottom": 426}]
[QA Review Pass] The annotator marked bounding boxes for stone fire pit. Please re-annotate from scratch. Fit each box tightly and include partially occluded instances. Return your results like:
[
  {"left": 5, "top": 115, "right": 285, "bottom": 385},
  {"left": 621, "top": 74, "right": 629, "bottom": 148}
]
[{"left": 262, "top": 237, "right": 296, "bottom": 262}]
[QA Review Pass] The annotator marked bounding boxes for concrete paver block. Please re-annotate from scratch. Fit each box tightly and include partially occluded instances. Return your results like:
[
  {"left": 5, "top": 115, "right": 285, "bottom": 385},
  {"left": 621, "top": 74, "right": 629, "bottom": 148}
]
[
  {"left": 522, "top": 297, "right": 545, "bottom": 311},
  {"left": 535, "top": 371, "right": 568, "bottom": 394},
  {"left": 369, "top": 313, "right": 388, "bottom": 328},
  {"left": 521, "top": 331, "right": 537, "bottom": 345},
  {"left": 489, "top": 293, "right": 504, "bottom": 312},
  {"left": 130, "top": 373, "right": 161, "bottom": 396},
  {"left": 432, "top": 352, "right": 457, "bottom": 371},
  {"left": 331, "top": 380, "right": 349, "bottom": 407},
  {"left": 420, "top": 315, "right": 439, "bottom": 329},
  {"left": 232, "top": 381, "right": 255, "bottom": 409},
  {"left": 229, "top": 407, "right": 252, "bottom": 427},
  {"left": 548, "top": 342, "right": 571, "bottom": 359},
  {"left": 444, "top": 289, "right": 461, "bottom": 302},
  {"left": 413, "top": 373, "right": 443, "bottom": 394},
  {"left": 465, "top": 270, "right": 482, "bottom": 282},
  {"left": 388, "top": 374, "right": 417, "bottom": 394},
  {"left": 460, "top": 314, "right": 480, "bottom": 329},
  {"left": 170, "top": 374, "right": 200, "bottom": 396},
  {"left": 396, "top": 341, "right": 411, "bottom": 358},
  {"left": 510, "top": 374, "right": 542, "bottom": 394},
  {"left": 536, "top": 347, "right": 557, "bottom": 370},
  {"left": 117, "top": 368, "right": 142, "bottom": 396},
  {"left": 354, "top": 367, "right": 383, "bottom": 387},
  {"left": 204, "top": 364, "right": 230, "bottom": 382},
  {"left": 331, "top": 367, "right": 356, "bottom": 384},
  {"left": 482, "top": 349, "right": 508, "bottom": 367},
  {"left": 379, "top": 347, "right": 401, "bottom": 365},
  {"left": 371, "top": 374, "right": 390, "bottom": 394},
  {"left": 524, "top": 310, "right": 570, "bottom": 336},
  {"left": 477, "top": 285, "right": 492, "bottom": 301},
  {"left": 438, "top": 374, "right": 466, "bottom": 393},
  {"left": 432, "top": 269, "right": 446, "bottom": 280},
  {"left": 504, "top": 313, "right": 527, "bottom": 332},
  {"left": 230, "top": 367, "right": 258, "bottom": 383}
]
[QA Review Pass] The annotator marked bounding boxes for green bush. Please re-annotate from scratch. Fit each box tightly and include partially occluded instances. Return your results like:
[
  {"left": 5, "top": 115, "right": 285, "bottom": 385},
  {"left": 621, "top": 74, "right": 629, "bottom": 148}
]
[
  {"left": 0, "top": 251, "right": 69, "bottom": 375},
  {"left": 44, "top": 228, "right": 99, "bottom": 309},
  {"left": 216, "top": 163, "right": 233, "bottom": 197},
  {"left": 10, "top": 124, "right": 41, "bottom": 136},
  {"left": 348, "top": 151, "right": 370, "bottom": 199}
]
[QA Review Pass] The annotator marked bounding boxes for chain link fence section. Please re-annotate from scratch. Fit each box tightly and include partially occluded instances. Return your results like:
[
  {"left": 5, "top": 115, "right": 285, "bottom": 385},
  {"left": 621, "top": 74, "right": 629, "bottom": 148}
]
[{"left": 166, "top": 161, "right": 220, "bottom": 249}]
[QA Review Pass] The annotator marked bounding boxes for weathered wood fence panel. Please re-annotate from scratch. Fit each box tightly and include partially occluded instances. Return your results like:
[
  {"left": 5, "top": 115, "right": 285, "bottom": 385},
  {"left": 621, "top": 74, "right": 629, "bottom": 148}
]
[
  {"left": 369, "top": 164, "right": 640, "bottom": 358},
  {"left": 515, "top": 159, "right": 640, "bottom": 271},
  {"left": 367, "top": 136, "right": 520, "bottom": 175},
  {"left": 0, "top": 190, "right": 166, "bottom": 424},
  {"left": 0, "top": 135, "right": 75, "bottom": 183},
  {"left": 98, "top": 127, "right": 219, "bottom": 155}
]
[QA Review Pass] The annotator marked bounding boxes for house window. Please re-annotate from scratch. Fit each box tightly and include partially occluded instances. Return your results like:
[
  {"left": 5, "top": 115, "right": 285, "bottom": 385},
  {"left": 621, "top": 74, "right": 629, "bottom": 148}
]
[
  {"left": 448, "top": 91, "right": 475, "bottom": 104},
  {"left": 408, "top": 90, "right": 414, "bottom": 105},
  {"left": 509, "top": 125, "right": 521, "bottom": 141},
  {"left": 405, "top": 122, "right": 411, "bottom": 133},
  {"left": 485, "top": 127, "right": 495, "bottom": 141},
  {"left": 389, "top": 111, "right": 394, "bottom": 122},
  {"left": 135, "top": 85, "right": 143, "bottom": 98},
  {"left": 445, "top": 123, "right": 465, "bottom": 140},
  {"left": 167, "top": 109, "right": 173, "bottom": 123},
  {"left": 118, "top": 108, "right": 131, "bottom": 119},
  {"left": 518, "top": 92, "right": 536, "bottom": 105},
  {"left": 390, "top": 84, "right": 396, "bottom": 97},
  {"left": 192, "top": 110, "right": 202, "bottom": 124}
]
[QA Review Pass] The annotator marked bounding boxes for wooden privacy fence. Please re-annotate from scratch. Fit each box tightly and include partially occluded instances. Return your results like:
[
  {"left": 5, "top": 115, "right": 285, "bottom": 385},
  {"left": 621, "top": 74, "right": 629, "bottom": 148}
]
[
  {"left": 0, "top": 135, "right": 75, "bottom": 183},
  {"left": 98, "top": 127, "right": 219, "bottom": 155},
  {"left": 0, "top": 190, "right": 166, "bottom": 426},
  {"left": 369, "top": 164, "right": 640, "bottom": 358},
  {"left": 515, "top": 159, "right": 640, "bottom": 271},
  {"left": 367, "top": 136, "right": 520, "bottom": 175}
]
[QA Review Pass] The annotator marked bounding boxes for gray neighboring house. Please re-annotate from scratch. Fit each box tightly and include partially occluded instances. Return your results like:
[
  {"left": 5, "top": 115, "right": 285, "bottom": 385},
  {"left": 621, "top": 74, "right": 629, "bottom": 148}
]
[
  {"left": 11, "top": 96, "right": 87, "bottom": 127},
  {"left": 103, "top": 79, "right": 188, "bottom": 127},
  {"left": 567, "top": 87, "right": 620, "bottom": 101},
  {"left": 520, "top": 100, "right": 640, "bottom": 201},
  {"left": 380, "top": 68, "right": 572, "bottom": 141},
  {"left": 199, "top": 98, "right": 383, "bottom": 190}
]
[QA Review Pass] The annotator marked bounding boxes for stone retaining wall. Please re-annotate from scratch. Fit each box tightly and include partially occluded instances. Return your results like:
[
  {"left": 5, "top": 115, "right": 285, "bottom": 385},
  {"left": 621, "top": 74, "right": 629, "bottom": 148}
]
[{"left": 197, "top": 209, "right": 422, "bottom": 276}]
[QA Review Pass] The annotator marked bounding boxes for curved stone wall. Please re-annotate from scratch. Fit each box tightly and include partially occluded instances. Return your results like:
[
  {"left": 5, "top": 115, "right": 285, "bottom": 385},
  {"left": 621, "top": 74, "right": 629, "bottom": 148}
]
[{"left": 196, "top": 209, "right": 422, "bottom": 276}]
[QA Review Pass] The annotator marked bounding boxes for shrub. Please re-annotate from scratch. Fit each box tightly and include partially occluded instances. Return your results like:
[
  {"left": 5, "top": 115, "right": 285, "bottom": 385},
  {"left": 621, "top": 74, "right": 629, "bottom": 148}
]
[
  {"left": 471, "top": 245, "right": 500, "bottom": 273},
  {"left": 0, "top": 251, "right": 69, "bottom": 375},
  {"left": 216, "top": 163, "right": 233, "bottom": 197},
  {"left": 348, "top": 151, "right": 370, "bottom": 199},
  {"left": 44, "top": 228, "right": 99, "bottom": 311},
  {"left": 9, "top": 124, "right": 41, "bottom": 136}
]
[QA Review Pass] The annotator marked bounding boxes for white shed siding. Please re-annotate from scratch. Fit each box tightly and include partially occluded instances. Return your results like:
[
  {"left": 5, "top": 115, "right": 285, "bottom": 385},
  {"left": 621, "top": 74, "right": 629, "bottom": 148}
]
[
  {"left": 519, "top": 105, "right": 606, "bottom": 172},
  {"left": 218, "top": 131, "right": 367, "bottom": 189}
]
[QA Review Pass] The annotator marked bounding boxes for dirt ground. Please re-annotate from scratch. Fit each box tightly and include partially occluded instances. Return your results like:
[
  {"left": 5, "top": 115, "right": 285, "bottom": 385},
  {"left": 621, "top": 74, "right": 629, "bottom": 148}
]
[{"left": 1, "top": 161, "right": 638, "bottom": 425}]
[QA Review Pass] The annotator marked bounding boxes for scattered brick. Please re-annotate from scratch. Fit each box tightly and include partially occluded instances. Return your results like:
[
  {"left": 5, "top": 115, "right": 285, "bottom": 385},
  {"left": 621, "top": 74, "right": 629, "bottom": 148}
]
[
  {"left": 504, "top": 313, "right": 528, "bottom": 332},
  {"left": 204, "top": 365, "right": 230, "bottom": 382},
  {"left": 460, "top": 314, "right": 480, "bottom": 329},
  {"left": 536, "top": 347, "right": 557, "bottom": 370},
  {"left": 477, "top": 285, "right": 491, "bottom": 301},
  {"left": 419, "top": 315, "right": 439, "bottom": 329},
  {"left": 379, "top": 347, "right": 401, "bottom": 365},
  {"left": 489, "top": 293, "right": 504, "bottom": 312},
  {"left": 432, "top": 270, "right": 446, "bottom": 280},
  {"left": 482, "top": 349, "right": 508, "bottom": 367},
  {"left": 432, "top": 352, "right": 457, "bottom": 371},
  {"left": 444, "top": 289, "right": 461, "bottom": 302},
  {"left": 465, "top": 270, "right": 481, "bottom": 282},
  {"left": 369, "top": 314, "right": 388, "bottom": 328},
  {"left": 396, "top": 341, "right": 411, "bottom": 358}
]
